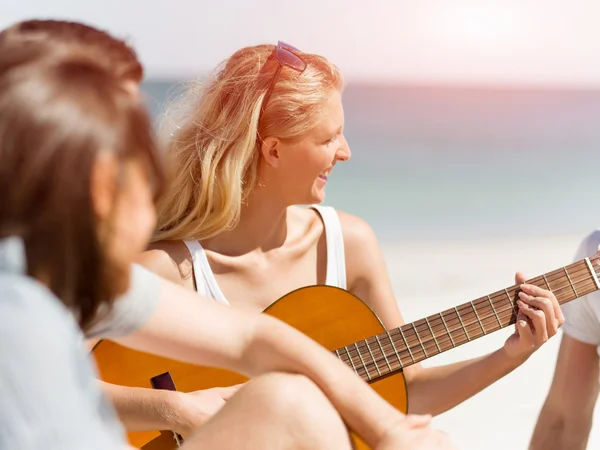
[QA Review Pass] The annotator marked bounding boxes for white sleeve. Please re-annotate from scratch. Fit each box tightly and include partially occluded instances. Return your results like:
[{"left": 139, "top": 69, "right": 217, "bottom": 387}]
[
  {"left": 561, "top": 230, "right": 600, "bottom": 346},
  {"left": 86, "top": 264, "right": 162, "bottom": 339}
]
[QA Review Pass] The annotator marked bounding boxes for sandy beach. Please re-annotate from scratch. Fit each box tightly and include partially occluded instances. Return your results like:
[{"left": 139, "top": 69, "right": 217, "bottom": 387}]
[{"left": 382, "top": 233, "right": 600, "bottom": 449}]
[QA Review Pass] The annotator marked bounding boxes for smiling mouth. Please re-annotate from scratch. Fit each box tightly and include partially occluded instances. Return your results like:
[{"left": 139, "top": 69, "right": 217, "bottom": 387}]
[{"left": 318, "top": 168, "right": 332, "bottom": 181}]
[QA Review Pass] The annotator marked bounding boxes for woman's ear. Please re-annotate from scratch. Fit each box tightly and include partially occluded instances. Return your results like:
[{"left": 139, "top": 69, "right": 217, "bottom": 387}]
[
  {"left": 260, "top": 136, "right": 281, "bottom": 168},
  {"left": 90, "top": 151, "right": 118, "bottom": 221}
]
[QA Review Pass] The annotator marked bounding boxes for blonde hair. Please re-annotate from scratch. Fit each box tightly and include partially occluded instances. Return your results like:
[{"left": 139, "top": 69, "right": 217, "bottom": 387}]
[{"left": 153, "top": 43, "right": 344, "bottom": 242}]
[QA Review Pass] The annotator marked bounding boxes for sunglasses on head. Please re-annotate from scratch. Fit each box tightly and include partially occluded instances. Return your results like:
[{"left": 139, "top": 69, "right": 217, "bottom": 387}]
[{"left": 260, "top": 41, "right": 307, "bottom": 115}]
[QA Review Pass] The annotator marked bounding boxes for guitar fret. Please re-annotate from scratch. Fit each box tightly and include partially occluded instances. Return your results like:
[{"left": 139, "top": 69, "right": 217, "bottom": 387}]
[
  {"left": 354, "top": 342, "right": 370, "bottom": 381},
  {"left": 386, "top": 330, "right": 404, "bottom": 368},
  {"left": 375, "top": 335, "right": 393, "bottom": 371},
  {"left": 330, "top": 259, "right": 600, "bottom": 385},
  {"left": 412, "top": 322, "right": 427, "bottom": 357},
  {"left": 542, "top": 274, "right": 552, "bottom": 291},
  {"left": 585, "top": 258, "right": 600, "bottom": 289},
  {"left": 505, "top": 288, "right": 518, "bottom": 317},
  {"left": 487, "top": 295, "right": 502, "bottom": 327},
  {"left": 563, "top": 267, "right": 577, "bottom": 297},
  {"left": 365, "top": 339, "right": 381, "bottom": 376},
  {"left": 344, "top": 346, "right": 358, "bottom": 375},
  {"left": 454, "top": 306, "right": 470, "bottom": 341},
  {"left": 425, "top": 316, "right": 441, "bottom": 353},
  {"left": 439, "top": 312, "right": 455, "bottom": 347},
  {"left": 399, "top": 327, "right": 415, "bottom": 363},
  {"left": 471, "top": 301, "right": 486, "bottom": 335}
]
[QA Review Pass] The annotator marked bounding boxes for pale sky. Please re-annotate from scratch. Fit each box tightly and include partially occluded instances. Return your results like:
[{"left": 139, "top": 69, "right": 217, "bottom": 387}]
[{"left": 3, "top": 0, "right": 600, "bottom": 87}]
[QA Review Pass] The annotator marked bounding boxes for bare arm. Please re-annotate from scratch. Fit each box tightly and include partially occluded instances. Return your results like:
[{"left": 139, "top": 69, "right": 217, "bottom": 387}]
[
  {"left": 112, "top": 276, "right": 410, "bottom": 448},
  {"left": 340, "top": 211, "right": 562, "bottom": 416},
  {"left": 90, "top": 339, "right": 183, "bottom": 434},
  {"left": 529, "top": 334, "right": 599, "bottom": 450},
  {"left": 96, "top": 247, "right": 190, "bottom": 435},
  {"left": 99, "top": 381, "right": 183, "bottom": 433},
  {"left": 98, "top": 378, "right": 240, "bottom": 437},
  {"left": 98, "top": 247, "right": 241, "bottom": 437}
]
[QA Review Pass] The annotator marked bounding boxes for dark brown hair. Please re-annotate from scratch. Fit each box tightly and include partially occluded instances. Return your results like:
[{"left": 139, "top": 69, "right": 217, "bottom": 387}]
[
  {"left": 0, "top": 19, "right": 143, "bottom": 83},
  {"left": 0, "top": 45, "right": 163, "bottom": 331}
]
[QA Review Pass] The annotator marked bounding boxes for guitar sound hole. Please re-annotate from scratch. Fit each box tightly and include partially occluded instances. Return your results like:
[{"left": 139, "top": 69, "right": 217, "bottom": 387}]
[{"left": 150, "top": 372, "right": 177, "bottom": 391}]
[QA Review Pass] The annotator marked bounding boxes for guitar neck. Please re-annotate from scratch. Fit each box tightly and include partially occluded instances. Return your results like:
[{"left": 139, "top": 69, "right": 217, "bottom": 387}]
[{"left": 334, "top": 255, "right": 600, "bottom": 384}]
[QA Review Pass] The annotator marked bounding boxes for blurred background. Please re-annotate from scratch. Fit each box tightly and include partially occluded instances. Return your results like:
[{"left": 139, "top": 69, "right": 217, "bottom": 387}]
[{"left": 3, "top": 1, "right": 600, "bottom": 448}]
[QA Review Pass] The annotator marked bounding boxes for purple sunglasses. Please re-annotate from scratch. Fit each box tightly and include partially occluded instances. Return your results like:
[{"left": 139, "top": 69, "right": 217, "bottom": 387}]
[{"left": 260, "top": 41, "right": 307, "bottom": 114}]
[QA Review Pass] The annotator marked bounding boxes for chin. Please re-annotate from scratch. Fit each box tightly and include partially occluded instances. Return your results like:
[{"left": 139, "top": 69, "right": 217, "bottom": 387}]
[
  {"left": 292, "top": 185, "right": 326, "bottom": 205},
  {"left": 308, "top": 192, "right": 326, "bottom": 205}
]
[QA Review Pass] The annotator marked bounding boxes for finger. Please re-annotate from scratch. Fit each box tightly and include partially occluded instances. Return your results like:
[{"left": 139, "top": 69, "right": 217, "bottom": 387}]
[
  {"left": 515, "top": 272, "right": 527, "bottom": 285},
  {"left": 519, "top": 284, "right": 563, "bottom": 326},
  {"left": 518, "top": 292, "right": 554, "bottom": 317},
  {"left": 517, "top": 300, "right": 548, "bottom": 343},
  {"left": 518, "top": 292, "right": 559, "bottom": 336},
  {"left": 514, "top": 308, "right": 534, "bottom": 344},
  {"left": 556, "top": 304, "right": 565, "bottom": 327},
  {"left": 519, "top": 283, "right": 556, "bottom": 301}
]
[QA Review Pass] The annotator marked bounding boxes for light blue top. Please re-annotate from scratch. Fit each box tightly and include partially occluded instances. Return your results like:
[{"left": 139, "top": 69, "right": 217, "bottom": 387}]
[{"left": 0, "top": 236, "right": 161, "bottom": 449}]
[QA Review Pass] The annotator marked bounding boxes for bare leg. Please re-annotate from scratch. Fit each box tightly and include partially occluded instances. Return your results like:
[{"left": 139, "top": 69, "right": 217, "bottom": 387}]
[{"left": 180, "top": 372, "right": 353, "bottom": 450}]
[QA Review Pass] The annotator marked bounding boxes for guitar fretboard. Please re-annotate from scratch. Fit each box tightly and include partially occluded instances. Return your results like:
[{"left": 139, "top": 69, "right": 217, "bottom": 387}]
[{"left": 333, "top": 256, "right": 600, "bottom": 383}]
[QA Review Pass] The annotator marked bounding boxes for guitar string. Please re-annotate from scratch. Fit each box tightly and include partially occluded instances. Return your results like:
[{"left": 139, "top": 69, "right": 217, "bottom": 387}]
[
  {"left": 351, "top": 280, "right": 594, "bottom": 379},
  {"left": 359, "top": 275, "right": 595, "bottom": 376},
  {"left": 337, "top": 268, "right": 597, "bottom": 379},
  {"left": 352, "top": 264, "right": 594, "bottom": 363}
]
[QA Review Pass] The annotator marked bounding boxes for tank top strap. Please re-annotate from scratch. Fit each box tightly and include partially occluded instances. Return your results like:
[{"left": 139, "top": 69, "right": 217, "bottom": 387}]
[
  {"left": 310, "top": 205, "right": 347, "bottom": 290},
  {"left": 182, "top": 240, "right": 229, "bottom": 305}
]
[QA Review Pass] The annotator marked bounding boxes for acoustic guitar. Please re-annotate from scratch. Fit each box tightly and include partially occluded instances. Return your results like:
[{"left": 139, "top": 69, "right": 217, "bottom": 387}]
[{"left": 92, "top": 253, "right": 600, "bottom": 449}]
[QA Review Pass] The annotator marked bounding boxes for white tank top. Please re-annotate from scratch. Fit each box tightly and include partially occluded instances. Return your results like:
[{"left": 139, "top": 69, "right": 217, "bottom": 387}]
[{"left": 182, "top": 205, "right": 347, "bottom": 305}]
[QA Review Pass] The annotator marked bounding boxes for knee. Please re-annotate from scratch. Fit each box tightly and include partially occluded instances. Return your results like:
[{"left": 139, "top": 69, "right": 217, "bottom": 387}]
[
  {"left": 238, "top": 373, "right": 352, "bottom": 449},
  {"left": 246, "top": 372, "right": 344, "bottom": 426},
  {"left": 249, "top": 373, "right": 327, "bottom": 411},
  {"left": 229, "top": 373, "right": 352, "bottom": 450}
]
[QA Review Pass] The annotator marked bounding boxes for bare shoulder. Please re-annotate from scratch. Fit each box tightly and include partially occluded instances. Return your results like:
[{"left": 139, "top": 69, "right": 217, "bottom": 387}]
[
  {"left": 135, "top": 240, "right": 194, "bottom": 287},
  {"left": 336, "top": 210, "right": 380, "bottom": 252},
  {"left": 335, "top": 209, "right": 384, "bottom": 281},
  {"left": 334, "top": 209, "right": 403, "bottom": 329}
]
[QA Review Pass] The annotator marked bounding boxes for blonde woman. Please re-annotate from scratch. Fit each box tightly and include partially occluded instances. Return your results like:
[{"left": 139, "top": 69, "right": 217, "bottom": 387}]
[{"left": 112, "top": 41, "right": 563, "bottom": 434}]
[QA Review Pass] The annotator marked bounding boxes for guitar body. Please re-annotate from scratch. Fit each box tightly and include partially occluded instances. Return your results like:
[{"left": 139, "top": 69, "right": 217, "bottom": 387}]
[{"left": 92, "top": 286, "right": 408, "bottom": 450}]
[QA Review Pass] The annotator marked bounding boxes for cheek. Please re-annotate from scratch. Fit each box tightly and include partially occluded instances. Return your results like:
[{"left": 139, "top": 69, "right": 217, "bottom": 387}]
[
  {"left": 127, "top": 190, "right": 156, "bottom": 249},
  {"left": 284, "top": 146, "right": 332, "bottom": 177},
  {"left": 131, "top": 202, "right": 156, "bottom": 244},
  {"left": 111, "top": 186, "right": 156, "bottom": 262}
]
